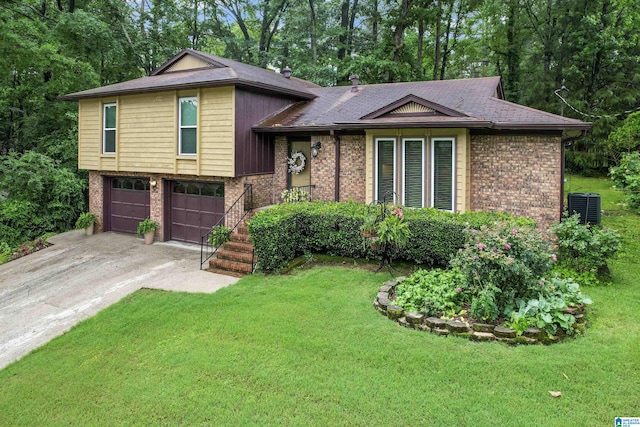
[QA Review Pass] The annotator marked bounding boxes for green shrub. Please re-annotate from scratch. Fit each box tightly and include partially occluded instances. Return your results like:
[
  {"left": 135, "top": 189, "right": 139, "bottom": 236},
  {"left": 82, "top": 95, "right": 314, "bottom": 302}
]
[
  {"left": 609, "top": 151, "right": 640, "bottom": 210},
  {"left": 450, "top": 221, "right": 553, "bottom": 321},
  {"left": 551, "top": 213, "right": 620, "bottom": 275},
  {"left": 552, "top": 265, "right": 603, "bottom": 287},
  {"left": 281, "top": 188, "right": 311, "bottom": 203},
  {"left": 401, "top": 209, "right": 535, "bottom": 266},
  {"left": 248, "top": 202, "right": 531, "bottom": 272},
  {"left": 208, "top": 225, "right": 232, "bottom": 248}
]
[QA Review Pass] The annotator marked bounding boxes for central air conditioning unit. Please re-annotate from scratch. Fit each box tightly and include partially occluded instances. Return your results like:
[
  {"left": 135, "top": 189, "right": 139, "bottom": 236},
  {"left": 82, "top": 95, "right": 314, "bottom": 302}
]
[{"left": 567, "top": 193, "right": 601, "bottom": 225}]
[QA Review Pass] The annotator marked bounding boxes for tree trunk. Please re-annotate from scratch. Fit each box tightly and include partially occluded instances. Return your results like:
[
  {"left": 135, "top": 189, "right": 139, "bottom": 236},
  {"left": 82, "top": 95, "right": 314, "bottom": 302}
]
[
  {"left": 432, "top": 2, "right": 441, "bottom": 80},
  {"left": 417, "top": 20, "right": 425, "bottom": 80},
  {"left": 393, "top": 0, "right": 412, "bottom": 65},
  {"left": 308, "top": 0, "right": 317, "bottom": 65}
]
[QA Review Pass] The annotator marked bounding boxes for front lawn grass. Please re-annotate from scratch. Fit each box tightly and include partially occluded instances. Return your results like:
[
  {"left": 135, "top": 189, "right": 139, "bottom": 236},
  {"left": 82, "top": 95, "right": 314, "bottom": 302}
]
[{"left": 1, "top": 176, "right": 638, "bottom": 426}]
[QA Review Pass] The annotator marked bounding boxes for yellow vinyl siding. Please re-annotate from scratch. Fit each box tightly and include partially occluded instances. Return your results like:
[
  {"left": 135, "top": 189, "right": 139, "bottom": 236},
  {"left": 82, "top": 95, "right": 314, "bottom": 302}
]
[
  {"left": 199, "top": 86, "right": 235, "bottom": 176},
  {"left": 165, "top": 55, "right": 212, "bottom": 72},
  {"left": 78, "top": 99, "right": 101, "bottom": 170},
  {"left": 364, "top": 128, "right": 469, "bottom": 212},
  {"left": 76, "top": 87, "right": 235, "bottom": 177},
  {"left": 117, "top": 92, "right": 176, "bottom": 173}
]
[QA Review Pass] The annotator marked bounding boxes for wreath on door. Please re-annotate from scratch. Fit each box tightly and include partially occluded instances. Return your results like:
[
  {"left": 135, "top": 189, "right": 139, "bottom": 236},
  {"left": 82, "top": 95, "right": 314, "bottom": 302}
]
[{"left": 287, "top": 151, "right": 306, "bottom": 174}]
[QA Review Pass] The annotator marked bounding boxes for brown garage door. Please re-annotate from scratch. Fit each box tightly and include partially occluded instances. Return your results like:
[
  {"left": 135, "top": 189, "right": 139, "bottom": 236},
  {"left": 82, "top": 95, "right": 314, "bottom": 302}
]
[
  {"left": 104, "top": 177, "right": 151, "bottom": 234},
  {"left": 169, "top": 181, "right": 224, "bottom": 244}
]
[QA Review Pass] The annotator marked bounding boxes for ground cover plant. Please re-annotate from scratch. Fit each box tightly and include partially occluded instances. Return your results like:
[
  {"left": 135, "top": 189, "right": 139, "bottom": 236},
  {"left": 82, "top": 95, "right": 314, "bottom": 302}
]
[{"left": 0, "top": 176, "right": 638, "bottom": 425}]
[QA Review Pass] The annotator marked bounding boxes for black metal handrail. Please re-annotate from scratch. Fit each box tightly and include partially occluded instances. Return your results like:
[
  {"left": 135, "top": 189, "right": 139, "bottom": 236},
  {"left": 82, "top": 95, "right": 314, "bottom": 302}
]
[{"left": 200, "top": 184, "right": 253, "bottom": 270}]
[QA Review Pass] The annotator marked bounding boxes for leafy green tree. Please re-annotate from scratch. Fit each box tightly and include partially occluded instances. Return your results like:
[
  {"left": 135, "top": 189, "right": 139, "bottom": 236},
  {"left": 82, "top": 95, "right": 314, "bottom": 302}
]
[
  {"left": 0, "top": 152, "right": 85, "bottom": 248},
  {"left": 607, "top": 112, "right": 640, "bottom": 164}
]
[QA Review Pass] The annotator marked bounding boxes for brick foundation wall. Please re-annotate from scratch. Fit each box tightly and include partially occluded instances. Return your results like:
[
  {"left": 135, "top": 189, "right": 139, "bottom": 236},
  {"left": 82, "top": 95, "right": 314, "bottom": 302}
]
[
  {"left": 88, "top": 170, "right": 104, "bottom": 232},
  {"left": 87, "top": 171, "right": 273, "bottom": 241},
  {"left": 469, "top": 134, "right": 562, "bottom": 230}
]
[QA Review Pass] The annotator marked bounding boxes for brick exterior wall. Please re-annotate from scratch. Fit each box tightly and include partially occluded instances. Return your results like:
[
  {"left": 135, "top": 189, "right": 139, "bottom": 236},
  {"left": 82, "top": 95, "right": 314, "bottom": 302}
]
[
  {"left": 339, "top": 135, "right": 366, "bottom": 203},
  {"left": 274, "top": 136, "right": 288, "bottom": 201},
  {"left": 470, "top": 134, "right": 562, "bottom": 230},
  {"left": 310, "top": 135, "right": 336, "bottom": 201},
  {"left": 274, "top": 134, "right": 366, "bottom": 203}
]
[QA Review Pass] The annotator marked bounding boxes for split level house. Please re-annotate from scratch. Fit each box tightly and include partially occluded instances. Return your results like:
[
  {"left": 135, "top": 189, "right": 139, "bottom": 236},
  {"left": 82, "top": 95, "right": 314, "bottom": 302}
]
[{"left": 62, "top": 48, "right": 591, "bottom": 246}]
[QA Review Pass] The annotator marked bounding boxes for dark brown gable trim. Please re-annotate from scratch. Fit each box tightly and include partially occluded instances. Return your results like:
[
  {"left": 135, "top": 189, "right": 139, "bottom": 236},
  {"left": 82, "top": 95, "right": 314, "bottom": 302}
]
[{"left": 360, "top": 94, "right": 467, "bottom": 119}]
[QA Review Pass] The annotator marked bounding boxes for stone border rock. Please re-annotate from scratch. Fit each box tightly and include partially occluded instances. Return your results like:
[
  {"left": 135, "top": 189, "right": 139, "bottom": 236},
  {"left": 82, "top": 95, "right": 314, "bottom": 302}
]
[{"left": 374, "top": 278, "right": 588, "bottom": 345}]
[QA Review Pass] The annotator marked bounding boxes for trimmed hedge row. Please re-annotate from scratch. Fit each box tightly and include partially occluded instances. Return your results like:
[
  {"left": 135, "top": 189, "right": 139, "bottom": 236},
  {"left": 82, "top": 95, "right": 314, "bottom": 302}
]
[{"left": 248, "top": 202, "right": 534, "bottom": 272}]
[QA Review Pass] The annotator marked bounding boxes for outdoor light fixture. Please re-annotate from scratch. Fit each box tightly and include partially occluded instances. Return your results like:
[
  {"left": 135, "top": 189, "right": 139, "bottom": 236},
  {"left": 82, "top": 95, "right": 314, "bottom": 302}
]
[
  {"left": 311, "top": 141, "right": 322, "bottom": 157},
  {"left": 150, "top": 180, "right": 157, "bottom": 188}
]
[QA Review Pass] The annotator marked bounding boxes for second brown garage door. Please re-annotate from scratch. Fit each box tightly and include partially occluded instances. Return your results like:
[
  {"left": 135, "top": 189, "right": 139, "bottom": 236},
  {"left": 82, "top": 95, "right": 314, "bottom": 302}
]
[{"left": 169, "top": 181, "right": 224, "bottom": 244}]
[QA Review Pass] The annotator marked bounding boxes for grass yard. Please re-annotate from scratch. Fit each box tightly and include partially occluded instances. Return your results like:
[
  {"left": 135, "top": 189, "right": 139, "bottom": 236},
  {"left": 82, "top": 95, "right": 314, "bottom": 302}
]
[{"left": 1, "top": 176, "right": 639, "bottom": 426}]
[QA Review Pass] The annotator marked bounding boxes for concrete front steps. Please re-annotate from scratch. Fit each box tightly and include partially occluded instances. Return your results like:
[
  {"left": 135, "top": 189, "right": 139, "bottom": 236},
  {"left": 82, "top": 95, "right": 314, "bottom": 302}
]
[{"left": 208, "top": 223, "right": 255, "bottom": 276}]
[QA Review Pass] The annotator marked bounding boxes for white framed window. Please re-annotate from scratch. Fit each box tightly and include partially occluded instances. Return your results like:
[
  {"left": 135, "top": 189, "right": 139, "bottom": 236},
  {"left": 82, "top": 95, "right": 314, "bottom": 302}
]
[
  {"left": 431, "top": 137, "right": 455, "bottom": 211},
  {"left": 179, "top": 96, "right": 197, "bottom": 155},
  {"left": 103, "top": 103, "right": 116, "bottom": 154},
  {"left": 402, "top": 138, "right": 425, "bottom": 208},
  {"left": 375, "top": 138, "right": 396, "bottom": 203}
]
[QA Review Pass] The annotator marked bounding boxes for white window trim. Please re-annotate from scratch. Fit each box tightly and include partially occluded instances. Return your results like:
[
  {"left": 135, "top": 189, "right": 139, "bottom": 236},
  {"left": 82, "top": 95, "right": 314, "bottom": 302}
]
[
  {"left": 402, "top": 137, "right": 425, "bottom": 208},
  {"left": 179, "top": 96, "right": 197, "bottom": 156},
  {"left": 374, "top": 138, "right": 396, "bottom": 204},
  {"left": 102, "top": 103, "right": 116, "bottom": 154},
  {"left": 430, "top": 137, "right": 456, "bottom": 212}
]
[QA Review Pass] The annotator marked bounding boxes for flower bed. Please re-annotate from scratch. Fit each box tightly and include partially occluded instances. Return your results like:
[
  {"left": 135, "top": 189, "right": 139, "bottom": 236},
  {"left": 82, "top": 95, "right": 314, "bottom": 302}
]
[
  {"left": 9, "top": 238, "right": 51, "bottom": 262},
  {"left": 374, "top": 278, "right": 588, "bottom": 345}
]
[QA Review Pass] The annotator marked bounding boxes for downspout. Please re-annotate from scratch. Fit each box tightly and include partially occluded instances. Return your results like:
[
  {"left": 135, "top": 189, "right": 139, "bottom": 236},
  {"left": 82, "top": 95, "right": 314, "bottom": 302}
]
[
  {"left": 334, "top": 133, "right": 341, "bottom": 202},
  {"left": 560, "top": 130, "right": 588, "bottom": 214}
]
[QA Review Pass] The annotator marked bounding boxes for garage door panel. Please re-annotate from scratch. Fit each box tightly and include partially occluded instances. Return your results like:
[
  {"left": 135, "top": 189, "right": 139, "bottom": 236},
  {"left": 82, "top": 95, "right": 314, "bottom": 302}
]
[
  {"left": 169, "top": 180, "right": 224, "bottom": 244},
  {"left": 107, "top": 177, "right": 150, "bottom": 234},
  {"left": 185, "top": 196, "right": 201, "bottom": 210},
  {"left": 200, "top": 198, "right": 222, "bottom": 212},
  {"left": 200, "top": 212, "right": 221, "bottom": 228},
  {"left": 186, "top": 210, "right": 200, "bottom": 224},
  {"left": 172, "top": 208, "right": 186, "bottom": 223}
]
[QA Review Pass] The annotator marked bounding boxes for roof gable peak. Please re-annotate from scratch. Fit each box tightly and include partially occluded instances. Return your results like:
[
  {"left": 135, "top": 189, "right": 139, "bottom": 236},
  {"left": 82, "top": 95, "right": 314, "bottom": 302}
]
[
  {"left": 361, "top": 94, "right": 467, "bottom": 119},
  {"left": 151, "top": 49, "right": 226, "bottom": 76}
]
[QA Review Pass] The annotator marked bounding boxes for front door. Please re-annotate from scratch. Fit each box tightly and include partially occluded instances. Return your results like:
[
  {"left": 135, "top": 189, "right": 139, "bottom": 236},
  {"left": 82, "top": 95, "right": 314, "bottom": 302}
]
[{"left": 289, "top": 141, "right": 311, "bottom": 188}]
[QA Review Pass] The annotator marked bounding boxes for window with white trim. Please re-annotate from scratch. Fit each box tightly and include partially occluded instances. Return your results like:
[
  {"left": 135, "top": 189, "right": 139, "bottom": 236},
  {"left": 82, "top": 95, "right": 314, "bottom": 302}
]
[
  {"left": 375, "top": 138, "right": 396, "bottom": 203},
  {"left": 402, "top": 138, "right": 424, "bottom": 208},
  {"left": 179, "top": 96, "right": 197, "bottom": 155},
  {"left": 374, "top": 136, "right": 456, "bottom": 211},
  {"left": 431, "top": 137, "right": 455, "bottom": 211},
  {"left": 103, "top": 103, "right": 116, "bottom": 154}
]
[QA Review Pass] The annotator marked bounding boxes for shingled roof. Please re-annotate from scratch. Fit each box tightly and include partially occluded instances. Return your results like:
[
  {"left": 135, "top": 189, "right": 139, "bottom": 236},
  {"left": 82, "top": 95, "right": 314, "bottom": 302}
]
[
  {"left": 61, "top": 49, "right": 590, "bottom": 132},
  {"left": 60, "top": 49, "right": 319, "bottom": 101},
  {"left": 256, "top": 77, "right": 591, "bottom": 132}
]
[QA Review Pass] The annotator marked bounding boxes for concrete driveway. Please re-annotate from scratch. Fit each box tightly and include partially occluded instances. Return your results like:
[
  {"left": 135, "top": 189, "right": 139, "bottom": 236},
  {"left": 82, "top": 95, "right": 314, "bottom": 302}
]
[{"left": 0, "top": 230, "right": 239, "bottom": 370}]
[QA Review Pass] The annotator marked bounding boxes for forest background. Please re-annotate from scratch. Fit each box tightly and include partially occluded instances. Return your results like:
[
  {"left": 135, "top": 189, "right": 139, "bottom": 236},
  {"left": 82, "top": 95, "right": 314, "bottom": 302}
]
[{"left": 1, "top": 0, "right": 639, "bottom": 249}]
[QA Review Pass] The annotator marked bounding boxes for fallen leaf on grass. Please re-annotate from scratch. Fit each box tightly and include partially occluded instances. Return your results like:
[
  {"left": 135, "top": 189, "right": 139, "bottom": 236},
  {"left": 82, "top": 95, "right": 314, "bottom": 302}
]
[
  {"left": 549, "top": 391, "right": 562, "bottom": 398},
  {"left": 563, "top": 373, "right": 569, "bottom": 380}
]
